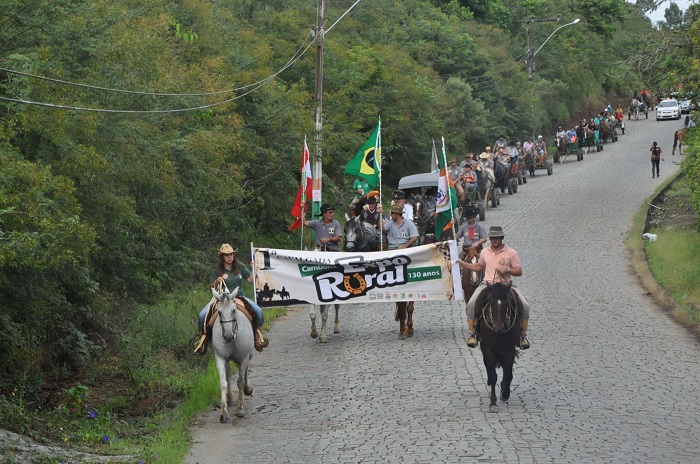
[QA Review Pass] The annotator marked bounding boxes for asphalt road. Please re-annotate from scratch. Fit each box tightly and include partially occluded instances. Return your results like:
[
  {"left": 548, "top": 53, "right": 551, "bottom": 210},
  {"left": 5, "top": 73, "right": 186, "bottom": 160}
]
[{"left": 186, "top": 114, "right": 699, "bottom": 464}]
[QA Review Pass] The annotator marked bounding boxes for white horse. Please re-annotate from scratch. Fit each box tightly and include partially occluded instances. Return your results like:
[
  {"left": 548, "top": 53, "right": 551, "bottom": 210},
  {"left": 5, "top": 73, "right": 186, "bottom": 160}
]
[
  {"left": 210, "top": 287, "right": 255, "bottom": 422},
  {"left": 310, "top": 304, "right": 340, "bottom": 343},
  {"left": 630, "top": 99, "right": 641, "bottom": 120}
]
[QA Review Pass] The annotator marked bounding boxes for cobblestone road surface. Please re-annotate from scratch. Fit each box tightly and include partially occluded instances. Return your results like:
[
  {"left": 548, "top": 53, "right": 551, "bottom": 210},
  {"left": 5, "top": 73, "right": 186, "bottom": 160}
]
[{"left": 187, "top": 116, "right": 699, "bottom": 463}]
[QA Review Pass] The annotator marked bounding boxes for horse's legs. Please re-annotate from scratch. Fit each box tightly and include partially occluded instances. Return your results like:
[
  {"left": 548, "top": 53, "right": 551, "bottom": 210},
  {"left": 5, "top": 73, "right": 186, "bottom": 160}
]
[
  {"left": 215, "top": 355, "right": 231, "bottom": 423},
  {"left": 500, "top": 351, "right": 516, "bottom": 402},
  {"left": 319, "top": 304, "right": 329, "bottom": 343},
  {"left": 333, "top": 304, "right": 340, "bottom": 334},
  {"left": 309, "top": 305, "right": 318, "bottom": 338},
  {"left": 406, "top": 302, "right": 415, "bottom": 336},
  {"left": 396, "top": 302, "right": 407, "bottom": 339},
  {"left": 235, "top": 358, "right": 249, "bottom": 418},
  {"left": 482, "top": 350, "right": 499, "bottom": 411}
]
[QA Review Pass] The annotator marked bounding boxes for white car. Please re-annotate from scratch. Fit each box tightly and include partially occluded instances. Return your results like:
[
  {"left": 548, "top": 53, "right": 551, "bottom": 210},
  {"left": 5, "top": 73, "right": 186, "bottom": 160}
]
[
  {"left": 680, "top": 99, "right": 692, "bottom": 113},
  {"left": 656, "top": 99, "right": 681, "bottom": 120}
]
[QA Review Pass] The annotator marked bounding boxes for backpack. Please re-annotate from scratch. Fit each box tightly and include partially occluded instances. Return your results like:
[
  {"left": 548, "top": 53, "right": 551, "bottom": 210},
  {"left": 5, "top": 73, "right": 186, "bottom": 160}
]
[{"left": 651, "top": 147, "right": 661, "bottom": 160}]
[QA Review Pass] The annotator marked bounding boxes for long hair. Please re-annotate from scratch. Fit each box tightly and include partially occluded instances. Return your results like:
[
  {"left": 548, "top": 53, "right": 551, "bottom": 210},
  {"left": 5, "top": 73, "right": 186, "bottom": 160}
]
[{"left": 216, "top": 252, "right": 242, "bottom": 277}]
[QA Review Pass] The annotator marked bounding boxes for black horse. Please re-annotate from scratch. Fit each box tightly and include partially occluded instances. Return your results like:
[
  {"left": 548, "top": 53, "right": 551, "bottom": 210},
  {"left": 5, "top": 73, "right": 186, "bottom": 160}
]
[
  {"left": 493, "top": 161, "right": 509, "bottom": 194},
  {"left": 343, "top": 216, "right": 379, "bottom": 252},
  {"left": 474, "top": 282, "right": 522, "bottom": 412}
]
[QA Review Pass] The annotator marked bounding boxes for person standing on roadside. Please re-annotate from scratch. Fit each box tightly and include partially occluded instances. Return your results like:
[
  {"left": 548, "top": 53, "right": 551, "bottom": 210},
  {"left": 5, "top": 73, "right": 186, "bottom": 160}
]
[{"left": 650, "top": 141, "right": 665, "bottom": 178}]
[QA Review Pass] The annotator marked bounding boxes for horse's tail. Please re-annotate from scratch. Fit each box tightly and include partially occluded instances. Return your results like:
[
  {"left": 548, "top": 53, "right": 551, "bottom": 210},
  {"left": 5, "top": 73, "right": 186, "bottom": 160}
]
[{"left": 674, "top": 130, "right": 680, "bottom": 149}]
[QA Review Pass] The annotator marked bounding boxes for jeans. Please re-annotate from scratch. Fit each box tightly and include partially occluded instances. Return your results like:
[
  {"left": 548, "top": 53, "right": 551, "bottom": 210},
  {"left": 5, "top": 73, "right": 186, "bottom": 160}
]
[{"left": 651, "top": 158, "right": 660, "bottom": 176}]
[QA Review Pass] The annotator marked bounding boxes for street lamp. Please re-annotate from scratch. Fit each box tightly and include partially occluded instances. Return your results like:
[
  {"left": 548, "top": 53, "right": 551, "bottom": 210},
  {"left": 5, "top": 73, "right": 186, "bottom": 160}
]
[
  {"left": 525, "top": 18, "right": 580, "bottom": 80},
  {"left": 533, "top": 18, "right": 580, "bottom": 57}
]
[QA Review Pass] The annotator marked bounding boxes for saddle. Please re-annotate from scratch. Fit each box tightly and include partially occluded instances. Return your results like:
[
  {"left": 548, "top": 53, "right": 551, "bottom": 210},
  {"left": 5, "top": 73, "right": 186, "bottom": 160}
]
[{"left": 203, "top": 297, "right": 255, "bottom": 332}]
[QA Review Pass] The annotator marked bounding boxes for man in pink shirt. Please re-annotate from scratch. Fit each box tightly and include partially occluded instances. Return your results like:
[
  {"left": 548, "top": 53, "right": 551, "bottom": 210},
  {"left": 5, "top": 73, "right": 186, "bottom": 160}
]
[{"left": 456, "top": 226, "right": 530, "bottom": 349}]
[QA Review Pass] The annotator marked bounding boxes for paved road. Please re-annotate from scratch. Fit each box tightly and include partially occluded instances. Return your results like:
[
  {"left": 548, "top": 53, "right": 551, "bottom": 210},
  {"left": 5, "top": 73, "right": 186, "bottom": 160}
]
[{"left": 187, "top": 116, "right": 699, "bottom": 464}]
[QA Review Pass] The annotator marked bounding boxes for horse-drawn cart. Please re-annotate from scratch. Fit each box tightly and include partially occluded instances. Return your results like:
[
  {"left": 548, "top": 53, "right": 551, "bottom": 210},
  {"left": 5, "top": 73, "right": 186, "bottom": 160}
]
[
  {"left": 533, "top": 152, "right": 553, "bottom": 175},
  {"left": 568, "top": 140, "right": 583, "bottom": 161}
]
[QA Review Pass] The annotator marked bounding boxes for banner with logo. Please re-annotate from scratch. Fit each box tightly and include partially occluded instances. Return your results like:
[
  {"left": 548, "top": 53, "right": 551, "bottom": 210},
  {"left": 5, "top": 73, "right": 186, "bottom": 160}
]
[{"left": 252, "top": 241, "right": 462, "bottom": 307}]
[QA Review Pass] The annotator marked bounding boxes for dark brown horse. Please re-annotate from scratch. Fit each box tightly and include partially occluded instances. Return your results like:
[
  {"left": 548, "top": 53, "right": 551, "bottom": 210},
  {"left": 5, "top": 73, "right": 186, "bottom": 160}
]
[
  {"left": 474, "top": 282, "right": 522, "bottom": 412},
  {"left": 395, "top": 301, "right": 414, "bottom": 339},
  {"left": 460, "top": 245, "right": 483, "bottom": 303}
]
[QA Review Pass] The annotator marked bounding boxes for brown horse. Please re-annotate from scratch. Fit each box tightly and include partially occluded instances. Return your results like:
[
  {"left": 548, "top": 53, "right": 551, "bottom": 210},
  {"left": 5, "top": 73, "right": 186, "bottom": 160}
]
[
  {"left": 460, "top": 245, "right": 483, "bottom": 303},
  {"left": 395, "top": 301, "right": 414, "bottom": 339},
  {"left": 474, "top": 282, "right": 522, "bottom": 413},
  {"left": 673, "top": 128, "right": 685, "bottom": 155}
]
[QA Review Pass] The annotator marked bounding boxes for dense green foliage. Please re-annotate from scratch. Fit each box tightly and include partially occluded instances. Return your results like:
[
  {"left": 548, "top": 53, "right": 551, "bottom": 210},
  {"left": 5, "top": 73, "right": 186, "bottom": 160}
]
[{"left": 0, "top": 0, "right": 698, "bottom": 440}]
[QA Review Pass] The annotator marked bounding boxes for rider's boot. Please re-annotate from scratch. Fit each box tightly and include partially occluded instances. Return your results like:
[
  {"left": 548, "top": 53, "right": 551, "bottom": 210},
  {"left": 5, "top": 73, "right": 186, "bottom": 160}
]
[
  {"left": 520, "top": 320, "right": 530, "bottom": 350},
  {"left": 253, "top": 327, "right": 269, "bottom": 352},
  {"left": 194, "top": 331, "right": 208, "bottom": 355},
  {"left": 467, "top": 319, "right": 478, "bottom": 348}
]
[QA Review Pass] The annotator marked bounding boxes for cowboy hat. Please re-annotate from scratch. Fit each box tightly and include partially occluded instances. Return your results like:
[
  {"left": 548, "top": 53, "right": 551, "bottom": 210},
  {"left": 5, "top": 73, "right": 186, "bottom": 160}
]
[
  {"left": 479, "top": 152, "right": 489, "bottom": 159},
  {"left": 218, "top": 243, "right": 237, "bottom": 255},
  {"left": 390, "top": 204, "right": 404, "bottom": 214},
  {"left": 320, "top": 203, "right": 335, "bottom": 214},
  {"left": 488, "top": 226, "right": 505, "bottom": 238}
]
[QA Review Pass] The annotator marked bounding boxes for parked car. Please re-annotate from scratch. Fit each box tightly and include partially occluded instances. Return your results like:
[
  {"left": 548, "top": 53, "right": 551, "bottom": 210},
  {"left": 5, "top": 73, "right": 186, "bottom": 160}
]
[
  {"left": 656, "top": 99, "right": 681, "bottom": 120},
  {"left": 680, "top": 99, "right": 692, "bottom": 114}
]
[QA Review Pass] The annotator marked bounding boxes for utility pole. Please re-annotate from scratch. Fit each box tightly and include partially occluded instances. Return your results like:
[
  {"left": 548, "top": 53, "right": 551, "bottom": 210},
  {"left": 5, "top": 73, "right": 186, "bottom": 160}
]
[
  {"left": 312, "top": 0, "right": 327, "bottom": 219},
  {"left": 521, "top": 15, "right": 560, "bottom": 80}
]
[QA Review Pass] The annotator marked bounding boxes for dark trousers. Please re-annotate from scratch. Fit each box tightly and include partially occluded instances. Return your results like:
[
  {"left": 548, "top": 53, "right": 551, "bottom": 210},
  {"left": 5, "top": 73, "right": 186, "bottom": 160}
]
[{"left": 651, "top": 158, "right": 660, "bottom": 176}]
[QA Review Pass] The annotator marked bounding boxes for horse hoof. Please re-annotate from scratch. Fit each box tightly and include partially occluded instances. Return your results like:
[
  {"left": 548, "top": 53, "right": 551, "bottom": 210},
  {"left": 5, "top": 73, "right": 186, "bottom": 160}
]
[
  {"left": 310, "top": 328, "right": 318, "bottom": 339},
  {"left": 319, "top": 335, "right": 327, "bottom": 343},
  {"left": 406, "top": 327, "right": 414, "bottom": 337},
  {"left": 220, "top": 414, "right": 230, "bottom": 423},
  {"left": 334, "top": 324, "right": 340, "bottom": 334},
  {"left": 244, "top": 386, "right": 253, "bottom": 396},
  {"left": 235, "top": 408, "right": 245, "bottom": 418},
  {"left": 489, "top": 405, "right": 498, "bottom": 413},
  {"left": 399, "top": 330, "right": 407, "bottom": 340}
]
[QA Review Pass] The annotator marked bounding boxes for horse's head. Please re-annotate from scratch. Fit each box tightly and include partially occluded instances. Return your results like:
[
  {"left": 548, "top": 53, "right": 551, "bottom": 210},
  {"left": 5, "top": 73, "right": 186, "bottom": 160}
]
[
  {"left": 343, "top": 217, "right": 364, "bottom": 252},
  {"left": 212, "top": 287, "right": 240, "bottom": 342},
  {"left": 484, "top": 282, "right": 515, "bottom": 334}
]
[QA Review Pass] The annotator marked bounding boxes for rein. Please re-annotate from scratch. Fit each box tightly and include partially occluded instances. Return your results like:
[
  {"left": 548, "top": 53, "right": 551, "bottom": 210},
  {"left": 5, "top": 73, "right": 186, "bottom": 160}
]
[
  {"left": 481, "top": 296, "right": 517, "bottom": 333},
  {"left": 217, "top": 282, "right": 239, "bottom": 340}
]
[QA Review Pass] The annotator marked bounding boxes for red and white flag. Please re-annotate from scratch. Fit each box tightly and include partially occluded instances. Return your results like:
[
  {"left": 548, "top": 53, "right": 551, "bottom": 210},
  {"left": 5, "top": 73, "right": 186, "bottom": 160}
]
[{"left": 289, "top": 139, "right": 313, "bottom": 231}]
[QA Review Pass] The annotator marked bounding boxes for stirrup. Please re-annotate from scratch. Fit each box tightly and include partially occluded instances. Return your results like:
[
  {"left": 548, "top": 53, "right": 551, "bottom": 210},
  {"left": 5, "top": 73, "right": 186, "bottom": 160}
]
[
  {"left": 519, "top": 334, "right": 530, "bottom": 350},
  {"left": 194, "top": 334, "right": 208, "bottom": 355}
]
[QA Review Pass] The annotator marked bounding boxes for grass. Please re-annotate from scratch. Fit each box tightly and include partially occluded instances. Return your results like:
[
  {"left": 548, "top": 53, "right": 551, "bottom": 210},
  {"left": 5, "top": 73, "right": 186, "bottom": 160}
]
[
  {"left": 0, "top": 284, "right": 285, "bottom": 464},
  {"left": 626, "top": 173, "right": 700, "bottom": 334},
  {"left": 645, "top": 229, "right": 700, "bottom": 323}
]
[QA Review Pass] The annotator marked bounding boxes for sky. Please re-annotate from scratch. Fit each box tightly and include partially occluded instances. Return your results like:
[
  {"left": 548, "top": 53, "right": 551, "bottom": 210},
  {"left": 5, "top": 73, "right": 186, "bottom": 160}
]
[{"left": 640, "top": 0, "right": 697, "bottom": 24}]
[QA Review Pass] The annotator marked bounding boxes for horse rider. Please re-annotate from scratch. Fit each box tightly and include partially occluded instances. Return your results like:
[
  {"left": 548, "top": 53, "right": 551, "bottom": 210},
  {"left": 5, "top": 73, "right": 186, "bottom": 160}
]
[
  {"left": 195, "top": 244, "right": 269, "bottom": 355},
  {"left": 534, "top": 135, "right": 547, "bottom": 157},
  {"left": 605, "top": 102, "right": 613, "bottom": 114},
  {"left": 470, "top": 159, "right": 482, "bottom": 181},
  {"left": 514, "top": 141, "right": 524, "bottom": 158},
  {"left": 493, "top": 135, "right": 507, "bottom": 152},
  {"left": 459, "top": 152, "right": 474, "bottom": 170},
  {"left": 463, "top": 163, "right": 478, "bottom": 192},
  {"left": 448, "top": 157, "right": 466, "bottom": 204},
  {"left": 615, "top": 104, "right": 624, "bottom": 121},
  {"left": 349, "top": 176, "right": 370, "bottom": 215},
  {"left": 392, "top": 190, "right": 414, "bottom": 222},
  {"left": 478, "top": 151, "right": 493, "bottom": 170},
  {"left": 456, "top": 226, "right": 530, "bottom": 350},
  {"left": 566, "top": 126, "right": 577, "bottom": 144},
  {"left": 576, "top": 119, "right": 587, "bottom": 150},
  {"left": 358, "top": 194, "right": 385, "bottom": 231},
  {"left": 555, "top": 126, "right": 567, "bottom": 149},
  {"left": 522, "top": 136, "right": 534, "bottom": 157},
  {"left": 455, "top": 206, "right": 487, "bottom": 260}
]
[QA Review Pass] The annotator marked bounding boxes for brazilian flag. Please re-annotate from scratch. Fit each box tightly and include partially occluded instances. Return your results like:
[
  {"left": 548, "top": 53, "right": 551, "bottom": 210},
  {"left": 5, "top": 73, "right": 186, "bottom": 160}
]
[{"left": 344, "top": 122, "right": 381, "bottom": 189}]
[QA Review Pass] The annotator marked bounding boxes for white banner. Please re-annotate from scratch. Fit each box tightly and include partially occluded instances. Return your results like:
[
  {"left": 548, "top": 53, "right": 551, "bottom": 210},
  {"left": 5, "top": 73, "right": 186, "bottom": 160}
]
[{"left": 252, "top": 241, "right": 463, "bottom": 307}]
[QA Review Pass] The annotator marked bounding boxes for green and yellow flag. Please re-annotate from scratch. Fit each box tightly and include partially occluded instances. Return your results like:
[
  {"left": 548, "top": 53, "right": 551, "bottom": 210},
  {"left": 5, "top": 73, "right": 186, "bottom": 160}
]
[{"left": 345, "top": 121, "right": 381, "bottom": 189}]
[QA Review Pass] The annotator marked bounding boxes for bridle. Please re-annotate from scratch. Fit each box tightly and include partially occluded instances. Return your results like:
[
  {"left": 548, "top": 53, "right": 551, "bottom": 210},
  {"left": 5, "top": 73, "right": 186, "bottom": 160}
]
[
  {"left": 481, "top": 294, "right": 517, "bottom": 333},
  {"left": 344, "top": 218, "right": 366, "bottom": 251},
  {"left": 217, "top": 283, "right": 239, "bottom": 340}
]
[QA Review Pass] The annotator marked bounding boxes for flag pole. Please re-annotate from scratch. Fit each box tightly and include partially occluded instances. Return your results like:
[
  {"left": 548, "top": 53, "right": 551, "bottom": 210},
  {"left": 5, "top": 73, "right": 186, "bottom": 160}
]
[
  {"left": 441, "top": 137, "right": 456, "bottom": 235},
  {"left": 377, "top": 117, "right": 383, "bottom": 250},
  {"left": 300, "top": 136, "right": 308, "bottom": 250}
]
